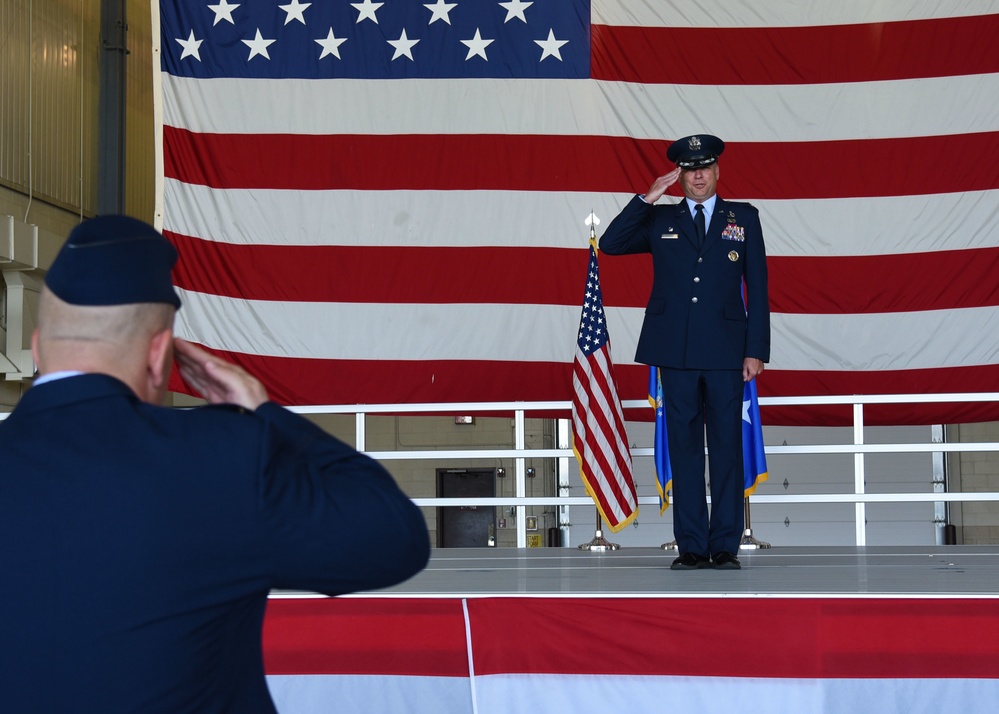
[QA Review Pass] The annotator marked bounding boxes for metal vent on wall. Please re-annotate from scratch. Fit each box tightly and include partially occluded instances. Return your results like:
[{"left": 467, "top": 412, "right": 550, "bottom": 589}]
[{"left": 2, "top": 215, "right": 40, "bottom": 380}]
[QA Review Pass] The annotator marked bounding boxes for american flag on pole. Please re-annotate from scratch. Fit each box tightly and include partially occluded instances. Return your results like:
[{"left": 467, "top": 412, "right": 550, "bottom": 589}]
[
  {"left": 156, "top": 1, "right": 999, "bottom": 425},
  {"left": 570, "top": 235, "right": 637, "bottom": 532}
]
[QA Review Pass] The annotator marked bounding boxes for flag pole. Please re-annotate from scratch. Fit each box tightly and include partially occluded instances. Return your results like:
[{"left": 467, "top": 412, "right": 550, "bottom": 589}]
[
  {"left": 740, "top": 374, "right": 771, "bottom": 549},
  {"left": 577, "top": 212, "right": 621, "bottom": 552},
  {"left": 577, "top": 508, "right": 621, "bottom": 551},
  {"left": 740, "top": 497, "right": 771, "bottom": 549},
  {"left": 573, "top": 210, "right": 635, "bottom": 551}
]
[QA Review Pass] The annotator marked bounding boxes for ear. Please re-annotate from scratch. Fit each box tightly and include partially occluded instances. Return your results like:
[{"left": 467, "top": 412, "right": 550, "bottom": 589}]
[
  {"left": 30, "top": 328, "right": 40, "bottom": 373},
  {"left": 146, "top": 327, "right": 174, "bottom": 397}
]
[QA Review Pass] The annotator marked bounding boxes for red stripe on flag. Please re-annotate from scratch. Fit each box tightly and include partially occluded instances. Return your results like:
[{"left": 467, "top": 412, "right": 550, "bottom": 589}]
[
  {"left": 465, "top": 597, "right": 999, "bottom": 678},
  {"left": 162, "top": 127, "right": 999, "bottom": 199},
  {"left": 759, "top": 364, "right": 999, "bottom": 426},
  {"left": 263, "top": 598, "right": 469, "bottom": 676},
  {"left": 162, "top": 128, "right": 659, "bottom": 193},
  {"left": 768, "top": 248, "right": 999, "bottom": 314},
  {"left": 167, "top": 233, "right": 604, "bottom": 306},
  {"left": 169, "top": 351, "right": 999, "bottom": 426},
  {"left": 169, "top": 352, "right": 576, "bottom": 409},
  {"left": 261, "top": 597, "right": 999, "bottom": 678},
  {"left": 167, "top": 233, "right": 999, "bottom": 315},
  {"left": 592, "top": 15, "right": 999, "bottom": 85}
]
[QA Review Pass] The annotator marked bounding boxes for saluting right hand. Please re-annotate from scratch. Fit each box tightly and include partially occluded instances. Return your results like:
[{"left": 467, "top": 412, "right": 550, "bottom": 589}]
[
  {"left": 173, "top": 338, "right": 269, "bottom": 411},
  {"left": 644, "top": 168, "right": 681, "bottom": 204}
]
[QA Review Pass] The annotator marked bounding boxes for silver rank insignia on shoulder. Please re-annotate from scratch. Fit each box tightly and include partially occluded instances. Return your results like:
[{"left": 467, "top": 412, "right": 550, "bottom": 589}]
[{"left": 728, "top": 251, "right": 740, "bottom": 262}]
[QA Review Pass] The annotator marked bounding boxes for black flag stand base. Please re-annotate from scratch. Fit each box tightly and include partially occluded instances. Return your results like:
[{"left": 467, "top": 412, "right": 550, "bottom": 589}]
[
  {"left": 661, "top": 498, "right": 771, "bottom": 550},
  {"left": 740, "top": 497, "right": 771, "bottom": 550},
  {"left": 578, "top": 509, "right": 621, "bottom": 551}
]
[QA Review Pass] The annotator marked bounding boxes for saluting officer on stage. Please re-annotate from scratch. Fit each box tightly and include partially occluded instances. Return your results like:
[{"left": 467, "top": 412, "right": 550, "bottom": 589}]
[{"left": 600, "top": 134, "right": 771, "bottom": 570}]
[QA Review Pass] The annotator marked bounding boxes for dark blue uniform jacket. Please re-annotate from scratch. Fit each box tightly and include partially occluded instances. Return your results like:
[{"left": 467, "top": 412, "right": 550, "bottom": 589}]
[
  {"left": 600, "top": 194, "right": 770, "bottom": 368},
  {"left": 0, "top": 374, "right": 429, "bottom": 713}
]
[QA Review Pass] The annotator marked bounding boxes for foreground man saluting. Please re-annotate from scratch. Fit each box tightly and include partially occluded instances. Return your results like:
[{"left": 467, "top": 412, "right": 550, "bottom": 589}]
[{"left": 0, "top": 215, "right": 430, "bottom": 713}]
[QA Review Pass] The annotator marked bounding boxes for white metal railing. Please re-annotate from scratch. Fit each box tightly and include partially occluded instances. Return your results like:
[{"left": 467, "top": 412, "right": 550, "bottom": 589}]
[
  {"left": 4, "top": 392, "right": 998, "bottom": 547},
  {"left": 289, "top": 392, "right": 999, "bottom": 548}
]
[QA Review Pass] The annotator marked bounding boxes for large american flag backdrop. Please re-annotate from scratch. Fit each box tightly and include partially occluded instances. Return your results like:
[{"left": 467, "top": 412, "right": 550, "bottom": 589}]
[{"left": 155, "top": 0, "right": 999, "bottom": 426}]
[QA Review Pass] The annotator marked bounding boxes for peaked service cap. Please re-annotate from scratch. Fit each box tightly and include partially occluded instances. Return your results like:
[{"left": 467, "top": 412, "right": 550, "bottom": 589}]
[{"left": 666, "top": 134, "right": 725, "bottom": 169}]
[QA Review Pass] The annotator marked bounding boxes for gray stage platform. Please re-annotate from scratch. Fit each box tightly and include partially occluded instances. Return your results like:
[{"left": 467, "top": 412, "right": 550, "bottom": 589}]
[{"left": 339, "top": 546, "right": 999, "bottom": 599}]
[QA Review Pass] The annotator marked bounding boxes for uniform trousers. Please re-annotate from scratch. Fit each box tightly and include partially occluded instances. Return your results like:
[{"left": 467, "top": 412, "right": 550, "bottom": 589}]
[{"left": 660, "top": 367, "right": 746, "bottom": 557}]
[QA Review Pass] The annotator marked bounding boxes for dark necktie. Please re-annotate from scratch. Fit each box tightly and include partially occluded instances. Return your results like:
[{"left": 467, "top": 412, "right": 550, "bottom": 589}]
[{"left": 694, "top": 204, "right": 706, "bottom": 248}]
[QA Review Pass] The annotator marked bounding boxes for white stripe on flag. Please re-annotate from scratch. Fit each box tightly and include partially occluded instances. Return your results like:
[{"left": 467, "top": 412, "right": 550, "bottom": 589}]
[
  {"left": 162, "top": 72, "right": 998, "bottom": 142},
  {"left": 163, "top": 179, "right": 998, "bottom": 256},
  {"left": 175, "top": 290, "right": 999, "bottom": 372}
]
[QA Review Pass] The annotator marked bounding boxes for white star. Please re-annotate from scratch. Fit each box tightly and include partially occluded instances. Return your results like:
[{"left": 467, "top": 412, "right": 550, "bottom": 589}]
[
  {"left": 388, "top": 28, "right": 420, "bottom": 61},
  {"left": 315, "top": 27, "right": 348, "bottom": 59},
  {"left": 499, "top": 0, "right": 532, "bottom": 23},
  {"left": 175, "top": 30, "right": 202, "bottom": 61},
  {"left": 207, "top": 0, "right": 239, "bottom": 26},
  {"left": 743, "top": 399, "right": 752, "bottom": 424},
  {"left": 461, "top": 28, "right": 493, "bottom": 61},
  {"left": 351, "top": 0, "right": 383, "bottom": 24},
  {"left": 535, "top": 28, "right": 568, "bottom": 61},
  {"left": 424, "top": 0, "right": 457, "bottom": 25},
  {"left": 279, "top": 0, "right": 311, "bottom": 25},
  {"left": 242, "top": 28, "right": 276, "bottom": 61}
]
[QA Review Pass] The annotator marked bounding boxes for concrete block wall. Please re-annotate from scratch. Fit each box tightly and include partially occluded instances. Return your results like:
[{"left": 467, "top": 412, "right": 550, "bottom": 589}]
[{"left": 950, "top": 421, "right": 999, "bottom": 544}]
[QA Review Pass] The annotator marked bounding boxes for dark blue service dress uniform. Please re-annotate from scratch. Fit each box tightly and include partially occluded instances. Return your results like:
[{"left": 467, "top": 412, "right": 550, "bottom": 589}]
[
  {"left": 600, "top": 194, "right": 770, "bottom": 557},
  {"left": 0, "top": 374, "right": 430, "bottom": 713}
]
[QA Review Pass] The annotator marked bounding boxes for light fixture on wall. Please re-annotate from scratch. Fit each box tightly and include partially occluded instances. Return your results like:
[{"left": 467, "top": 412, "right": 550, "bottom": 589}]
[{"left": 454, "top": 416, "right": 475, "bottom": 425}]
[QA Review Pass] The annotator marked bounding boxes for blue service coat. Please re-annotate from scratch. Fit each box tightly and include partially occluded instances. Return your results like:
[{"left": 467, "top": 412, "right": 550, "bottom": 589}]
[
  {"left": 599, "top": 194, "right": 771, "bottom": 368},
  {"left": 0, "top": 374, "right": 430, "bottom": 713}
]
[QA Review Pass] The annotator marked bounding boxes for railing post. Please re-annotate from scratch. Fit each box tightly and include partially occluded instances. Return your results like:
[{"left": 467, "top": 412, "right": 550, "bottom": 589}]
[
  {"left": 557, "top": 419, "right": 572, "bottom": 547},
  {"left": 355, "top": 411, "right": 366, "bottom": 452},
  {"left": 515, "top": 409, "right": 527, "bottom": 548},
  {"left": 932, "top": 425, "right": 947, "bottom": 545},
  {"left": 853, "top": 402, "right": 866, "bottom": 546}
]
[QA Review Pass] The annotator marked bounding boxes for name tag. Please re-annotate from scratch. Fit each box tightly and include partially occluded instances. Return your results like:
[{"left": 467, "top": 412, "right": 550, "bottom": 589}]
[{"left": 661, "top": 233, "right": 678, "bottom": 240}]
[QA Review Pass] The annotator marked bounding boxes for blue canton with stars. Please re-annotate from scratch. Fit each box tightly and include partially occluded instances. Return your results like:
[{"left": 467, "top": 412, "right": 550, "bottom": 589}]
[
  {"left": 162, "top": 0, "right": 591, "bottom": 79},
  {"left": 577, "top": 242, "right": 609, "bottom": 354}
]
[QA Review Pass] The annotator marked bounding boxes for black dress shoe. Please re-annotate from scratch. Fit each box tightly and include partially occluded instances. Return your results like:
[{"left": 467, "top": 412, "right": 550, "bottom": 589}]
[
  {"left": 670, "top": 552, "right": 712, "bottom": 570},
  {"left": 712, "top": 552, "right": 742, "bottom": 570}
]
